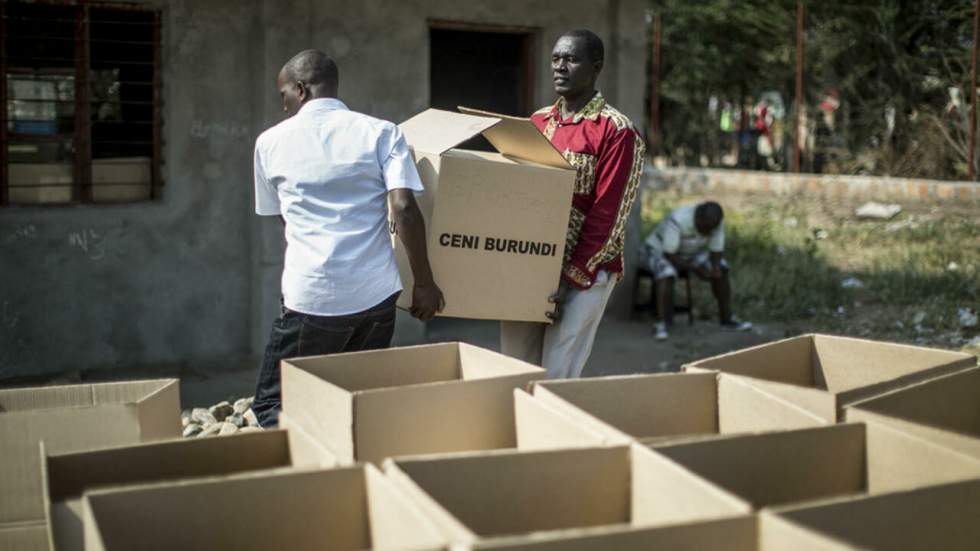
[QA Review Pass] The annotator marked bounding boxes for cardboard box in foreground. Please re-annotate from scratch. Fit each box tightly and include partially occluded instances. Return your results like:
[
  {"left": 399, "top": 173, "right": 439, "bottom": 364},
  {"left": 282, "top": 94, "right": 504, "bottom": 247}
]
[
  {"left": 650, "top": 422, "right": 980, "bottom": 511},
  {"left": 845, "top": 367, "right": 980, "bottom": 459},
  {"left": 282, "top": 342, "right": 544, "bottom": 464},
  {"left": 384, "top": 444, "right": 751, "bottom": 547},
  {"left": 82, "top": 465, "right": 446, "bottom": 551},
  {"left": 0, "top": 379, "right": 180, "bottom": 551},
  {"left": 44, "top": 429, "right": 318, "bottom": 551},
  {"left": 515, "top": 372, "right": 827, "bottom": 451},
  {"left": 767, "top": 477, "right": 980, "bottom": 551},
  {"left": 684, "top": 334, "right": 975, "bottom": 421},
  {"left": 396, "top": 108, "right": 574, "bottom": 322},
  {"left": 466, "top": 515, "right": 856, "bottom": 550}
]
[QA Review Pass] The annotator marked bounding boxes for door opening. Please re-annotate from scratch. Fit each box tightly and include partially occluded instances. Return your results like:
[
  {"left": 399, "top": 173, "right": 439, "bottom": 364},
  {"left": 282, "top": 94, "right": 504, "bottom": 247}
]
[{"left": 429, "top": 22, "right": 537, "bottom": 150}]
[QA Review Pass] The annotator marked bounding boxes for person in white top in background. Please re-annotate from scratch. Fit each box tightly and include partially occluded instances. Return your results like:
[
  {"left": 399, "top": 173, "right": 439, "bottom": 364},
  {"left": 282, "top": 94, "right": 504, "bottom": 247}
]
[
  {"left": 643, "top": 201, "right": 750, "bottom": 340},
  {"left": 251, "top": 49, "right": 444, "bottom": 427}
]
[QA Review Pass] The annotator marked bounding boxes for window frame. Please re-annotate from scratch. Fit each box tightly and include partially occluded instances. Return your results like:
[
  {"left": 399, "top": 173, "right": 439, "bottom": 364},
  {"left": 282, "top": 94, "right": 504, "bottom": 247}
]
[{"left": 0, "top": 0, "right": 164, "bottom": 207}]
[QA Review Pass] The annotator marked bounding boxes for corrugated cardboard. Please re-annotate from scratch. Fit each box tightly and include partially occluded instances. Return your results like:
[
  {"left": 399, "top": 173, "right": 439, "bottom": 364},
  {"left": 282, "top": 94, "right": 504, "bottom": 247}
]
[
  {"left": 282, "top": 342, "right": 544, "bottom": 464},
  {"left": 383, "top": 444, "right": 751, "bottom": 547},
  {"left": 844, "top": 367, "right": 980, "bottom": 459},
  {"left": 766, "top": 477, "right": 980, "bottom": 550},
  {"left": 465, "top": 515, "right": 856, "bottom": 550},
  {"left": 515, "top": 372, "right": 827, "bottom": 451},
  {"left": 0, "top": 379, "right": 180, "bottom": 551},
  {"left": 649, "top": 422, "right": 980, "bottom": 511},
  {"left": 43, "top": 430, "right": 298, "bottom": 551},
  {"left": 277, "top": 411, "right": 339, "bottom": 467},
  {"left": 683, "top": 334, "right": 976, "bottom": 421},
  {"left": 0, "top": 525, "right": 51, "bottom": 551},
  {"left": 81, "top": 465, "right": 447, "bottom": 551},
  {"left": 396, "top": 108, "right": 575, "bottom": 322}
]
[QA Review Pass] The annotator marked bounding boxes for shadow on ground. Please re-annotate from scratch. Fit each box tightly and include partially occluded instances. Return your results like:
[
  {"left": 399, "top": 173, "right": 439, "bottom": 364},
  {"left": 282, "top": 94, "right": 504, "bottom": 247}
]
[{"left": 421, "top": 315, "right": 785, "bottom": 377}]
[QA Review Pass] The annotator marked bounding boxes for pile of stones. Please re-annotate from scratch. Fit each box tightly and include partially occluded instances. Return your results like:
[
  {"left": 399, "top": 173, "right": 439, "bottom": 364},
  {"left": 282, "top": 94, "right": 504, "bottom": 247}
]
[{"left": 181, "top": 396, "right": 261, "bottom": 437}]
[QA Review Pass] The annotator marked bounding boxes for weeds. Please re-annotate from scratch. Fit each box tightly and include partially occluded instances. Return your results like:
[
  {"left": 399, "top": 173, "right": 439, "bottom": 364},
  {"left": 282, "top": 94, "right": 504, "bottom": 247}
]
[{"left": 640, "top": 189, "right": 979, "bottom": 350}]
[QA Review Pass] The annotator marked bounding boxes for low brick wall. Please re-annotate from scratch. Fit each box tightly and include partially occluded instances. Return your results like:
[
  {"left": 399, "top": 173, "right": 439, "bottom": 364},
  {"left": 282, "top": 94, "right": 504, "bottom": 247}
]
[{"left": 647, "top": 167, "right": 980, "bottom": 203}]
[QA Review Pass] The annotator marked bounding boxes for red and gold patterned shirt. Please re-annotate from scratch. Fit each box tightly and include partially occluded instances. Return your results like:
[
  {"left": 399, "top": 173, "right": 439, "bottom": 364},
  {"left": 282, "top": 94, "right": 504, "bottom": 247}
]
[{"left": 532, "top": 92, "right": 646, "bottom": 289}]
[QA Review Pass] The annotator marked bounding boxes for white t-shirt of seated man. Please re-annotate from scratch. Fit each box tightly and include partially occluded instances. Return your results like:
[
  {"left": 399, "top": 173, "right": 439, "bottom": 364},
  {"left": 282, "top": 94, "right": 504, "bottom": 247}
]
[{"left": 645, "top": 204, "right": 725, "bottom": 258}]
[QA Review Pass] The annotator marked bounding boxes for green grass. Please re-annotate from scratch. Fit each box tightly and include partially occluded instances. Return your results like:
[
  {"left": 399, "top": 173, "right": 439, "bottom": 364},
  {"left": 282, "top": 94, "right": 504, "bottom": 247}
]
[{"left": 640, "top": 190, "right": 980, "bottom": 350}]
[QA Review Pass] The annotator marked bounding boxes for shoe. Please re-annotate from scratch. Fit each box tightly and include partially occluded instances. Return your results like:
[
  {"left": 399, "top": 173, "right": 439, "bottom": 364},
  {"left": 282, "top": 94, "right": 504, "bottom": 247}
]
[
  {"left": 654, "top": 322, "right": 668, "bottom": 340},
  {"left": 721, "top": 318, "right": 752, "bottom": 331}
]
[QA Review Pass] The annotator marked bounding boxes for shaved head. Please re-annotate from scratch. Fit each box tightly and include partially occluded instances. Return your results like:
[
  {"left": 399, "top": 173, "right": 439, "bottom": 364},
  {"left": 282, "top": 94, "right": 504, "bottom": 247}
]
[
  {"left": 558, "top": 29, "right": 604, "bottom": 64},
  {"left": 276, "top": 49, "right": 339, "bottom": 116},
  {"left": 280, "top": 49, "right": 339, "bottom": 93},
  {"left": 695, "top": 201, "right": 724, "bottom": 234}
]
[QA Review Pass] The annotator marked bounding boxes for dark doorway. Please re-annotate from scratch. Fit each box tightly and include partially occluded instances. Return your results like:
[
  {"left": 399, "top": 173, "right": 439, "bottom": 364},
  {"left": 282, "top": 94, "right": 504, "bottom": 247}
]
[{"left": 429, "top": 22, "right": 536, "bottom": 150}]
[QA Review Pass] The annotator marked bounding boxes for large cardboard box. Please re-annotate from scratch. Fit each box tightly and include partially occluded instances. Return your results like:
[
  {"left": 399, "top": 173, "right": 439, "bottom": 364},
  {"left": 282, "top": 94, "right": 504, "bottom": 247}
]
[
  {"left": 515, "top": 372, "right": 827, "bottom": 450},
  {"left": 82, "top": 465, "right": 447, "bottom": 551},
  {"left": 844, "top": 366, "right": 980, "bottom": 459},
  {"left": 43, "top": 429, "right": 320, "bottom": 551},
  {"left": 384, "top": 444, "right": 752, "bottom": 547},
  {"left": 648, "top": 422, "right": 980, "bottom": 511},
  {"left": 766, "top": 478, "right": 980, "bottom": 550},
  {"left": 0, "top": 379, "right": 180, "bottom": 551},
  {"left": 466, "top": 515, "right": 856, "bottom": 550},
  {"left": 684, "top": 334, "right": 975, "bottom": 421},
  {"left": 282, "top": 342, "right": 544, "bottom": 464},
  {"left": 396, "top": 108, "right": 575, "bottom": 322}
]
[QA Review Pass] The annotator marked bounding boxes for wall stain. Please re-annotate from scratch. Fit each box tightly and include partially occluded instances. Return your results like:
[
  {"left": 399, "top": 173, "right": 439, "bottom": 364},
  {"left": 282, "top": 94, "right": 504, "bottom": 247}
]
[
  {"left": 4, "top": 224, "right": 37, "bottom": 244},
  {"left": 1, "top": 300, "right": 19, "bottom": 330},
  {"left": 67, "top": 228, "right": 107, "bottom": 261},
  {"left": 190, "top": 119, "right": 249, "bottom": 140}
]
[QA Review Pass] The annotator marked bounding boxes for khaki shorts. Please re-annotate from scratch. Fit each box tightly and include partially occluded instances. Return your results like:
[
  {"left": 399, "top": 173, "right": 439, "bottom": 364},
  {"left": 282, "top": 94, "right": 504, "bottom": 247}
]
[{"left": 646, "top": 249, "right": 729, "bottom": 280}]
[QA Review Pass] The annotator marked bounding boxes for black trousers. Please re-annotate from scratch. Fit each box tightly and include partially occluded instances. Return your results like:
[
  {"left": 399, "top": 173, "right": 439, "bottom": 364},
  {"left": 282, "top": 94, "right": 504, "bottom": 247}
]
[{"left": 251, "top": 292, "right": 398, "bottom": 428}]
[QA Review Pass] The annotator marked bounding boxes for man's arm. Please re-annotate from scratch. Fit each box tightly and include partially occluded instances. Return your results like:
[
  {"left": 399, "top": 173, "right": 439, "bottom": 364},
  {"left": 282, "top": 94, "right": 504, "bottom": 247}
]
[
  {"left": 389, "top": 189, "right": 444, "bottom": 321},
  {"left": 707, "top": 220, "right": 725, "bottom": 278},
  {"left": 381, "top": 124, "right": 444, "bottom": 321},
  {"left": 563, "top": 127, "right": 646, "bottom": 290},
  {"left": 665, "top": 252, "right": 691, "bottom": 271},
  {"left": 708, "top": 252, "right": 723, "bottom": 278}
]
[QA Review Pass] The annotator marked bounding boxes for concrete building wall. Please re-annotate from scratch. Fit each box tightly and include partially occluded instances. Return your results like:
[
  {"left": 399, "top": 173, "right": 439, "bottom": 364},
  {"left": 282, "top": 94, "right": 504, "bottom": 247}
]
[{"left": 0, "top": 0, "right": 648, "bottom": 380}]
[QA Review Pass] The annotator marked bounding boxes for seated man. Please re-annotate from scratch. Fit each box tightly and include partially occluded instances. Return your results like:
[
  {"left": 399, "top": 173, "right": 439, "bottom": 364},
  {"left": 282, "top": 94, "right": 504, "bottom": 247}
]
[{"left": 643, "top": 201, "right": 751, "bottom": 340}]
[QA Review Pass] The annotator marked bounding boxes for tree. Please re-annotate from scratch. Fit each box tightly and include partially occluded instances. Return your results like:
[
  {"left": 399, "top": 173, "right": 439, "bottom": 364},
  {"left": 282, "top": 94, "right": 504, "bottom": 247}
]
[{"left": 651, "top": 0, "right": 976, "bottom": 180}]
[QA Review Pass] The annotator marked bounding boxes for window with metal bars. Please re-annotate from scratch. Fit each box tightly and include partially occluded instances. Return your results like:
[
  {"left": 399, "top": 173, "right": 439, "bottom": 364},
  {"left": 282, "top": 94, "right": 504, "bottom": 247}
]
[{"left": 1, "top": 1, "right": 163, "bottom": 206}]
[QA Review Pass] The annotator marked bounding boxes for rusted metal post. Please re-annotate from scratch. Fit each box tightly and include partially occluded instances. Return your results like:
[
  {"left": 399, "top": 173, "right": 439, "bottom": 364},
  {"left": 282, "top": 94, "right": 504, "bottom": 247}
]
[
  {"left": 793, "top": 0, "right": 804, "bottom": 173},
  {"left": 970, "top": 0, "right": 979, "bottom": 180},
  {"left": 0, "top": 0, "right": 8, "bottom": 206},
  {"left": 151, "top": 9, "right": 163, "bottom": 199},
  {"left": 74, "top": 3, "right": 92, "bottom": 202},
  {"left": 649, "top": 13, "right": 662, "bottom": 157}
]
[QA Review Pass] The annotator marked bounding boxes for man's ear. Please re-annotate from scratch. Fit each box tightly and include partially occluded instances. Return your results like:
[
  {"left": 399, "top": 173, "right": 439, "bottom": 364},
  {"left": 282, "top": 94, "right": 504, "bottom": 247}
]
[{"left": 296, "top": 81, "right": 308, "bottom": 102}]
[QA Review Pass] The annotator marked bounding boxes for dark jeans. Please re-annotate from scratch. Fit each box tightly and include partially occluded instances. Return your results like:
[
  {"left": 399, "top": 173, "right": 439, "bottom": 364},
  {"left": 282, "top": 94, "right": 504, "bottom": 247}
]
[{"left": 252, "top": 292, "right": 398, "bottom": 428}]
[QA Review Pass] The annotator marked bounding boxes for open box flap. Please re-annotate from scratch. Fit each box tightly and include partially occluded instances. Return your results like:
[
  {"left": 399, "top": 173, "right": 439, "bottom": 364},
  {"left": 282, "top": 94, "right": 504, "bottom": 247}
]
[
  {"left": 399, "top": 109, "right": 500, "bottom": 155},
  {"left": 459, "top": 106, "right": 572, "bottom": 169}
]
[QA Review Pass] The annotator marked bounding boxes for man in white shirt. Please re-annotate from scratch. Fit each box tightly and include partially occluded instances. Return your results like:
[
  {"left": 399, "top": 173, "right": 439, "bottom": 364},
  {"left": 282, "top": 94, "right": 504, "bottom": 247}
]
[
  {"left": 643, "top": 201, "right": 750, "bottom": 340},
  {"left": 252, "top": 50, "right": 444, "bottom": 427}
]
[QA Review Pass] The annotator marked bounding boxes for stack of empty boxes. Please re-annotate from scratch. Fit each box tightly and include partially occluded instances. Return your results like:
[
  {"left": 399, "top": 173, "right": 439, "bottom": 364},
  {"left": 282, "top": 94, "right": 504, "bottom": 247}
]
[{"left": 3, "top": 332, "right": 974, "bottom": 550}]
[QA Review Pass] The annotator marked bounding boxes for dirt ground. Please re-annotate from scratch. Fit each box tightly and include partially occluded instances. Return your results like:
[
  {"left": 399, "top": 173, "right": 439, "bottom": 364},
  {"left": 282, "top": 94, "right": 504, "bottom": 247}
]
[{"left": 422, "top": 314, "right": 787, "bottom": 378}]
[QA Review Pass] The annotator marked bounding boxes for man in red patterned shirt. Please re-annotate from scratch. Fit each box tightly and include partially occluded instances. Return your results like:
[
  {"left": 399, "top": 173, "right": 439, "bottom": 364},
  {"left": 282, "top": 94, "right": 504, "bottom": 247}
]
[{"left": 501, "top": 29, "right": 646, "bottom": 378}]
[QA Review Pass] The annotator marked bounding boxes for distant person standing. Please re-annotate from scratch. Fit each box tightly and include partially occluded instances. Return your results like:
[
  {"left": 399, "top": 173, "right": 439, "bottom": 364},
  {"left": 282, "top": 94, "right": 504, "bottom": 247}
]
[
  {"left": 643, "top": 201, "right": 751, "bottom": 340},
  {"left": 251, "top": 50, "right": 444, "bottom": 427},
  {"left": 500, "top": 30, "right": 646, "bottom": 379}
]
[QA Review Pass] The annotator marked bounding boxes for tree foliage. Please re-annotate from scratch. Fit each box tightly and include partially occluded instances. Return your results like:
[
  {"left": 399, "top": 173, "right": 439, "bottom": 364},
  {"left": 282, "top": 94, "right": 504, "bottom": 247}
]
[{"left": 653, "top": 0, "right": 976, "bottom": 180}]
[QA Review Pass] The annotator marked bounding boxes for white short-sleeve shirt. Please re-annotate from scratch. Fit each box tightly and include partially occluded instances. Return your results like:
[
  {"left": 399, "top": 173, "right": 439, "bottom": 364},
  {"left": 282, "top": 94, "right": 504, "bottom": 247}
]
[
  {"left": 645, "top": 204, "right": 724, "bottom": 256},
  {"left": 254, "top": 98, "right": 424, "bottom": 316}
]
